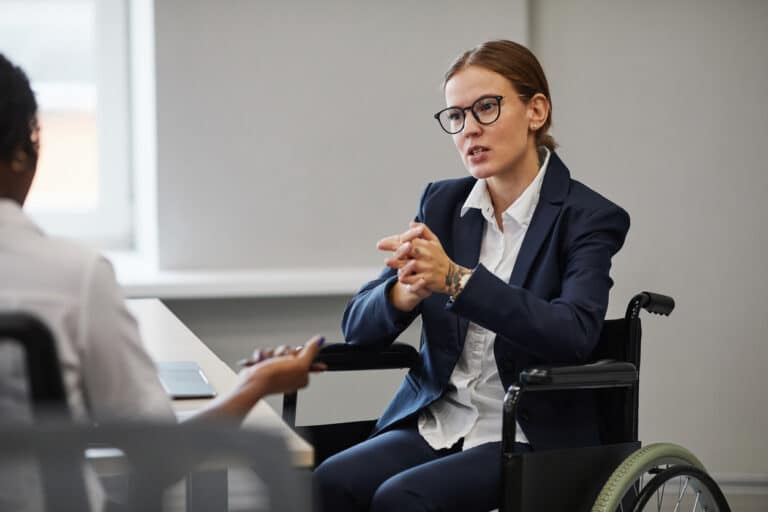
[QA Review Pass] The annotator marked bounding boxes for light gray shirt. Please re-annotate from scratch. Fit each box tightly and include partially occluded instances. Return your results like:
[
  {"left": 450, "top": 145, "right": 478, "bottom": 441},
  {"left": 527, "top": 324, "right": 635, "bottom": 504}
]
[{"left": 0, "top": 199, "right": 174, "bottom": 511}]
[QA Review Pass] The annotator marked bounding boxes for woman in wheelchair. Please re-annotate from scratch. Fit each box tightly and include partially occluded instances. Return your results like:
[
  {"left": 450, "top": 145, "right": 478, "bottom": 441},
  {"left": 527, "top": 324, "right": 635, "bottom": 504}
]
[{"left": 314, "top": 39, "right": 632, "bottom": 511}]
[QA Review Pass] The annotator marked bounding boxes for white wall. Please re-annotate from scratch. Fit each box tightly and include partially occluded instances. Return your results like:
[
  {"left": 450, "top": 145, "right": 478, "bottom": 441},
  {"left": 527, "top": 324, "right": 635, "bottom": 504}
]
[
  {"left": 529, "top": 0, "right": 768, "bottom": 477},
  {"left": 153, "top": 0, "right": 527, "bottom": 271}
]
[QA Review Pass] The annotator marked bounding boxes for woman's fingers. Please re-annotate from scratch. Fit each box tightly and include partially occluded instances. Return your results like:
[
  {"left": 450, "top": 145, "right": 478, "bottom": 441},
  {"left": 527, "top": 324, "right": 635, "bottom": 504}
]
[
  {"left": 400, "top": 225, "right": 424, "bottom": 242},
  {"left": 377, "top": 226, "right": 424, "bottom": 252},
  {"left": 385, "top": 241, "right": 418, "bottom": 269},
  {"left": 405, "top": 277, "right": 427, "bottom": 291},
  {"left": 385, "top": 256, "right": 409, "bottom": 269},
  {"left": 393, "top": 241, "right": 412, "bottom": 260},
  {"left": 310, "top": 362, "right": 328, "bottom": 372},
  {"left": 400, "top": 256, "right": 435, "bottom": 279},
  {"left": 242, "top": 343, "right": 306, "bottom": 369},
  {"left": 411, "top": 278, "right": 430, "bottom": 296},
  {"left": 252, "top": 347, "right": 275, "bottom": 362},
  {"left": 377, "top": 234, "right": 401, "bottom": 252},
  {"left": 379, "top": 224, "right": 441, "bottom": 275},
  {"left": 409, "top": 221, "right": 438, "bottom": 242},
  {"left": 399, "top": 271, "right": 426, "bottom": 285},
  {"left": 397, "top": 259, "right": 417, "bottom": 279},
  {"left": 250, "top": 349, "right": 264, "bottom": 363}
]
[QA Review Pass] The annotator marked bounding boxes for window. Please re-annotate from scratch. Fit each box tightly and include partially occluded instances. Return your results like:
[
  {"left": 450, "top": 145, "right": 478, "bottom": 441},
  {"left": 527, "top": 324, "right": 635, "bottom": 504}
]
[{"left": 0, "top": 0, "right": 132, "bottom": 248}]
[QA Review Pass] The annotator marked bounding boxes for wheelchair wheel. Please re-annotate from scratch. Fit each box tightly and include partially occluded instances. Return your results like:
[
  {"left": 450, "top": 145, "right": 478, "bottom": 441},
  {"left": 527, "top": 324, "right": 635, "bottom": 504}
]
[
  {"left": 592, "top": 443, "right": 729, "bottom": 512},
  {"left": 630, "top": 464, "right": 730, "bottom": 511}
]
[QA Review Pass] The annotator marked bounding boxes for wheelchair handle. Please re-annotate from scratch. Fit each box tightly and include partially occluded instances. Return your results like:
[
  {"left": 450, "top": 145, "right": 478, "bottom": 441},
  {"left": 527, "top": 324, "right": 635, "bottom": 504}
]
[{"left": 627, "top": 291, "right": 675, "bottom": 319}]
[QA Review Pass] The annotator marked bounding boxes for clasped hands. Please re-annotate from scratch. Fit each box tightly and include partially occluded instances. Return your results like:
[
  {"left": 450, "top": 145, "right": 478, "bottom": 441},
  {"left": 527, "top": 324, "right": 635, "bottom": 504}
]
[{"left": 378, "top": 221, "right": 470, "bottom": 312}]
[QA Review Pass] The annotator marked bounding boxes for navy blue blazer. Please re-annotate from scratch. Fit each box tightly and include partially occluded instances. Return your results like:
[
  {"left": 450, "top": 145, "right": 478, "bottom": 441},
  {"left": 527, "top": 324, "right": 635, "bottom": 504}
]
[{"left": 342, "top": 152, "right": 630, "bottom": 451}]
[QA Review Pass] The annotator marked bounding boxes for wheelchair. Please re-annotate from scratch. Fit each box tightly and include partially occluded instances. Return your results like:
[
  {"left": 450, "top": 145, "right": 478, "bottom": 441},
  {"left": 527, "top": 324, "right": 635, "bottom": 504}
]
[{"left": 284, "top": 292, "right": 731, "bottom": 511}]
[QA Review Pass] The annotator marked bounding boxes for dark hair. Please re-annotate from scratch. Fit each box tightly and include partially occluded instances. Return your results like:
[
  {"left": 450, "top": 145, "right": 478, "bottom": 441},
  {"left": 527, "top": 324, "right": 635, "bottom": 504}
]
[
  {"left": 444, "top": 40, "right": 557, "bottom": 151},
  {"left": 0, "top": 53, "right": 38, "bottom": 165}
]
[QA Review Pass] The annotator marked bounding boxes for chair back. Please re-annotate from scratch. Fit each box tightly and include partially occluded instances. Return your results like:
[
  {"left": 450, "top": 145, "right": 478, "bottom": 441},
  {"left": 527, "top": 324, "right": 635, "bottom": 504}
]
[
  {"left": 0, "top": 421, "right": 310, "bottom": 512},
  {"left": 0, "top": 312, "right": 69, "bottom": 419},
  {"left": 0, "top": 311, "right": 88, "bottom": 512}
]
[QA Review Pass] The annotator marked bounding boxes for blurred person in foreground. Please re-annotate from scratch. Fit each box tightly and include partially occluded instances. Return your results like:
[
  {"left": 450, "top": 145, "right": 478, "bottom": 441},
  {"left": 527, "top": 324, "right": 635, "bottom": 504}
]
[{"left": 0, "top": 52, "right": 324, "bottom": 512}]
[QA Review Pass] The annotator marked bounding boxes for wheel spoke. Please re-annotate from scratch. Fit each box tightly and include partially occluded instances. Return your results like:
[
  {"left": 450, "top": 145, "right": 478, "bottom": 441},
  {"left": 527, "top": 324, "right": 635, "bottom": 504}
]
[
  {"left": 657, "top": 480, "right": 665, "bottom": 511},
  {"left": 672, "top": 476, "right": 690, "bottom": 512},
  {"left": 692, "top": 490, "right": 701, "bottom": 512}
]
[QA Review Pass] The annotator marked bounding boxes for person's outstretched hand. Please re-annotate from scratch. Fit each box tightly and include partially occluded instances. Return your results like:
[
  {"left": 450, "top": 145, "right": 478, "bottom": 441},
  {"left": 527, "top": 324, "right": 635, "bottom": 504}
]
[
  {"left": 197, "top": 336, "right": 327, "bottom": 423},
  {"left": 240, "top": 336, "right": 327, "bottom": 397}
]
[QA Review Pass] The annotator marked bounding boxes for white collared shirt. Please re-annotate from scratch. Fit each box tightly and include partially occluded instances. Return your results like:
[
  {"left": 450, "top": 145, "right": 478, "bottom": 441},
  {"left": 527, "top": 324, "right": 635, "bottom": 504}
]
[
  {"left": 418, "top": 148, "right": 551, "bottom": 451},
  {"left": 0, "top": 199, "right": 174, "bottom": 512}
]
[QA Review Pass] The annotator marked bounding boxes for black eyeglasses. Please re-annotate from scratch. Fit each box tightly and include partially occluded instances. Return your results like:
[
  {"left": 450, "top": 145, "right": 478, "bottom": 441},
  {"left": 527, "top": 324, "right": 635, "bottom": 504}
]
[{"left": 434, "top": 95, "right": 503, "bottom": 134}]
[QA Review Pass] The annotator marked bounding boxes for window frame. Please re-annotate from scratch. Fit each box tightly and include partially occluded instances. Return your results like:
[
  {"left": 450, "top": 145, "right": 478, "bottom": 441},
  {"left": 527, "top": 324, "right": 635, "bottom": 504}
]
[{"left": 24, "top": 0, "right": 133, "bottom": 249}]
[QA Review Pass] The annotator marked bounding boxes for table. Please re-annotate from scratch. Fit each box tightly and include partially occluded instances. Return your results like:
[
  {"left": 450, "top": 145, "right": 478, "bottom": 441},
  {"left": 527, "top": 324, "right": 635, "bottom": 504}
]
[{"left": 126, "top": 298, "right": 314, "bottom": 468}]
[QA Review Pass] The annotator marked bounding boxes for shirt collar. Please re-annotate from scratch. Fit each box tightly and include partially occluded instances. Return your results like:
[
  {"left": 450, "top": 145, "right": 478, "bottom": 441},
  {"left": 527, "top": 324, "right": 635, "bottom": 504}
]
[
  {"left": 460, "top": 147, "right": 551, "bottom": 227},
  {"left": 0, "top": 198, "right": 43, "bottom": 235}
]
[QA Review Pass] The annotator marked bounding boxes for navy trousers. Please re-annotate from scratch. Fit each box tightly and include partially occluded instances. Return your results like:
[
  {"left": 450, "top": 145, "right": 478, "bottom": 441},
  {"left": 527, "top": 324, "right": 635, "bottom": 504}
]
[{"left": 313, "top": 422, "right": 532, "bottom": 512}]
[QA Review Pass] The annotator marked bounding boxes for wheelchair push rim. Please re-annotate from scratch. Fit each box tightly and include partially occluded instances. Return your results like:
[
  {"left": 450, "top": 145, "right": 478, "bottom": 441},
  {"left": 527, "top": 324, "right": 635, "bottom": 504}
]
[{"left": 592, "top": 443, "right": 730, "bottom": 512}]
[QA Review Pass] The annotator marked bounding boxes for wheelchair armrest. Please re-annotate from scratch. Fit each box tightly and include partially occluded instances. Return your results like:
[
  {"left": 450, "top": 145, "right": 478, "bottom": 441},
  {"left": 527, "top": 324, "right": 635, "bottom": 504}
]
[
  {"left": 316, "top": 342, "right": 419, "bottom": 371},
  {"left": 502, "top": 360, "right": 639, "bottom": 459},
  {"left": 282, "top": 342, "right": 419, "bottom": 428},
  {"left": 519, "top": 359, "right": 637, "bottom": 390}
]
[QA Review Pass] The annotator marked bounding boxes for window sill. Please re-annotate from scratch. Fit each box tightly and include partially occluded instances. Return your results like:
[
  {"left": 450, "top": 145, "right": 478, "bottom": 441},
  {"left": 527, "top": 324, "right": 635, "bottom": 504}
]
[{"left": 105, "top": 251, "right": 377, "bottom": 299}]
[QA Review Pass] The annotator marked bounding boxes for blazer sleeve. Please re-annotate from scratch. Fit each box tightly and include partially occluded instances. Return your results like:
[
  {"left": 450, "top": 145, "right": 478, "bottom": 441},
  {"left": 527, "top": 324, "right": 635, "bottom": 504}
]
[
  {"left": 447, "top": 204, "right": 630, "bottom": 363},
  {"left": 341, "top": 184, "right": 433, "bottom": 347}
]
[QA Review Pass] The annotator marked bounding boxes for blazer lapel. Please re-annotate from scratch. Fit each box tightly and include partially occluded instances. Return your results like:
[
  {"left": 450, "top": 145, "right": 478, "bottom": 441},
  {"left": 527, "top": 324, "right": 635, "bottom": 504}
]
[
  {"left": 451, "top": 203, "right": 483, "bottom": 349},
  {"left": 509, "top": 152, "right": 570, "bottom": 288},
  {"left": 452, "top": 208, "right": 484, "bottom": 270},
  {"left": 448, "top": 153, "right": 571, "bottom": 347},
  {"left": 509, "top": 202, "right": 560, "bottom": 287}
]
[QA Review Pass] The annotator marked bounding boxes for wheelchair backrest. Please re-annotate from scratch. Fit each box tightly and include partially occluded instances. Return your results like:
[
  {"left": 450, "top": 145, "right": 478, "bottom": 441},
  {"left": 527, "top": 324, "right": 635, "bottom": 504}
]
[{"left": 591, "top": 316, "right": 642, "bottom": 445}]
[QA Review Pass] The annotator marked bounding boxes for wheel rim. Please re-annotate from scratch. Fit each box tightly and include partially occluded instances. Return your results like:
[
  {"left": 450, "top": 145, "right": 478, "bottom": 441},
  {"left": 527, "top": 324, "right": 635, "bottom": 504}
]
[
  {"left": 592, "top": 443, "right": 709, "bottom": 512},
  {"left": 630, "top": 464, "right": 730, "bottom": 512}
]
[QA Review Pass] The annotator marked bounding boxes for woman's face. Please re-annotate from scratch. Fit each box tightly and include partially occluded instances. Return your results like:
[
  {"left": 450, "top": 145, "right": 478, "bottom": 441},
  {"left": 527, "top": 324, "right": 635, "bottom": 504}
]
[{"left": 444, "top": 66, "right": 535, "bottom": 181}]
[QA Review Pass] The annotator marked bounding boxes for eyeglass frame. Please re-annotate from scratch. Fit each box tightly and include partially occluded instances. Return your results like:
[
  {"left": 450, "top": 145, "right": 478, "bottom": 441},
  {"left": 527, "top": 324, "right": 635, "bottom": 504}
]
[
  {"left": 433, "top": 94, "right": 531, "bottom": 135},
  {"left": 433, "top": 95, "right": 503, "bottom": 135}
]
